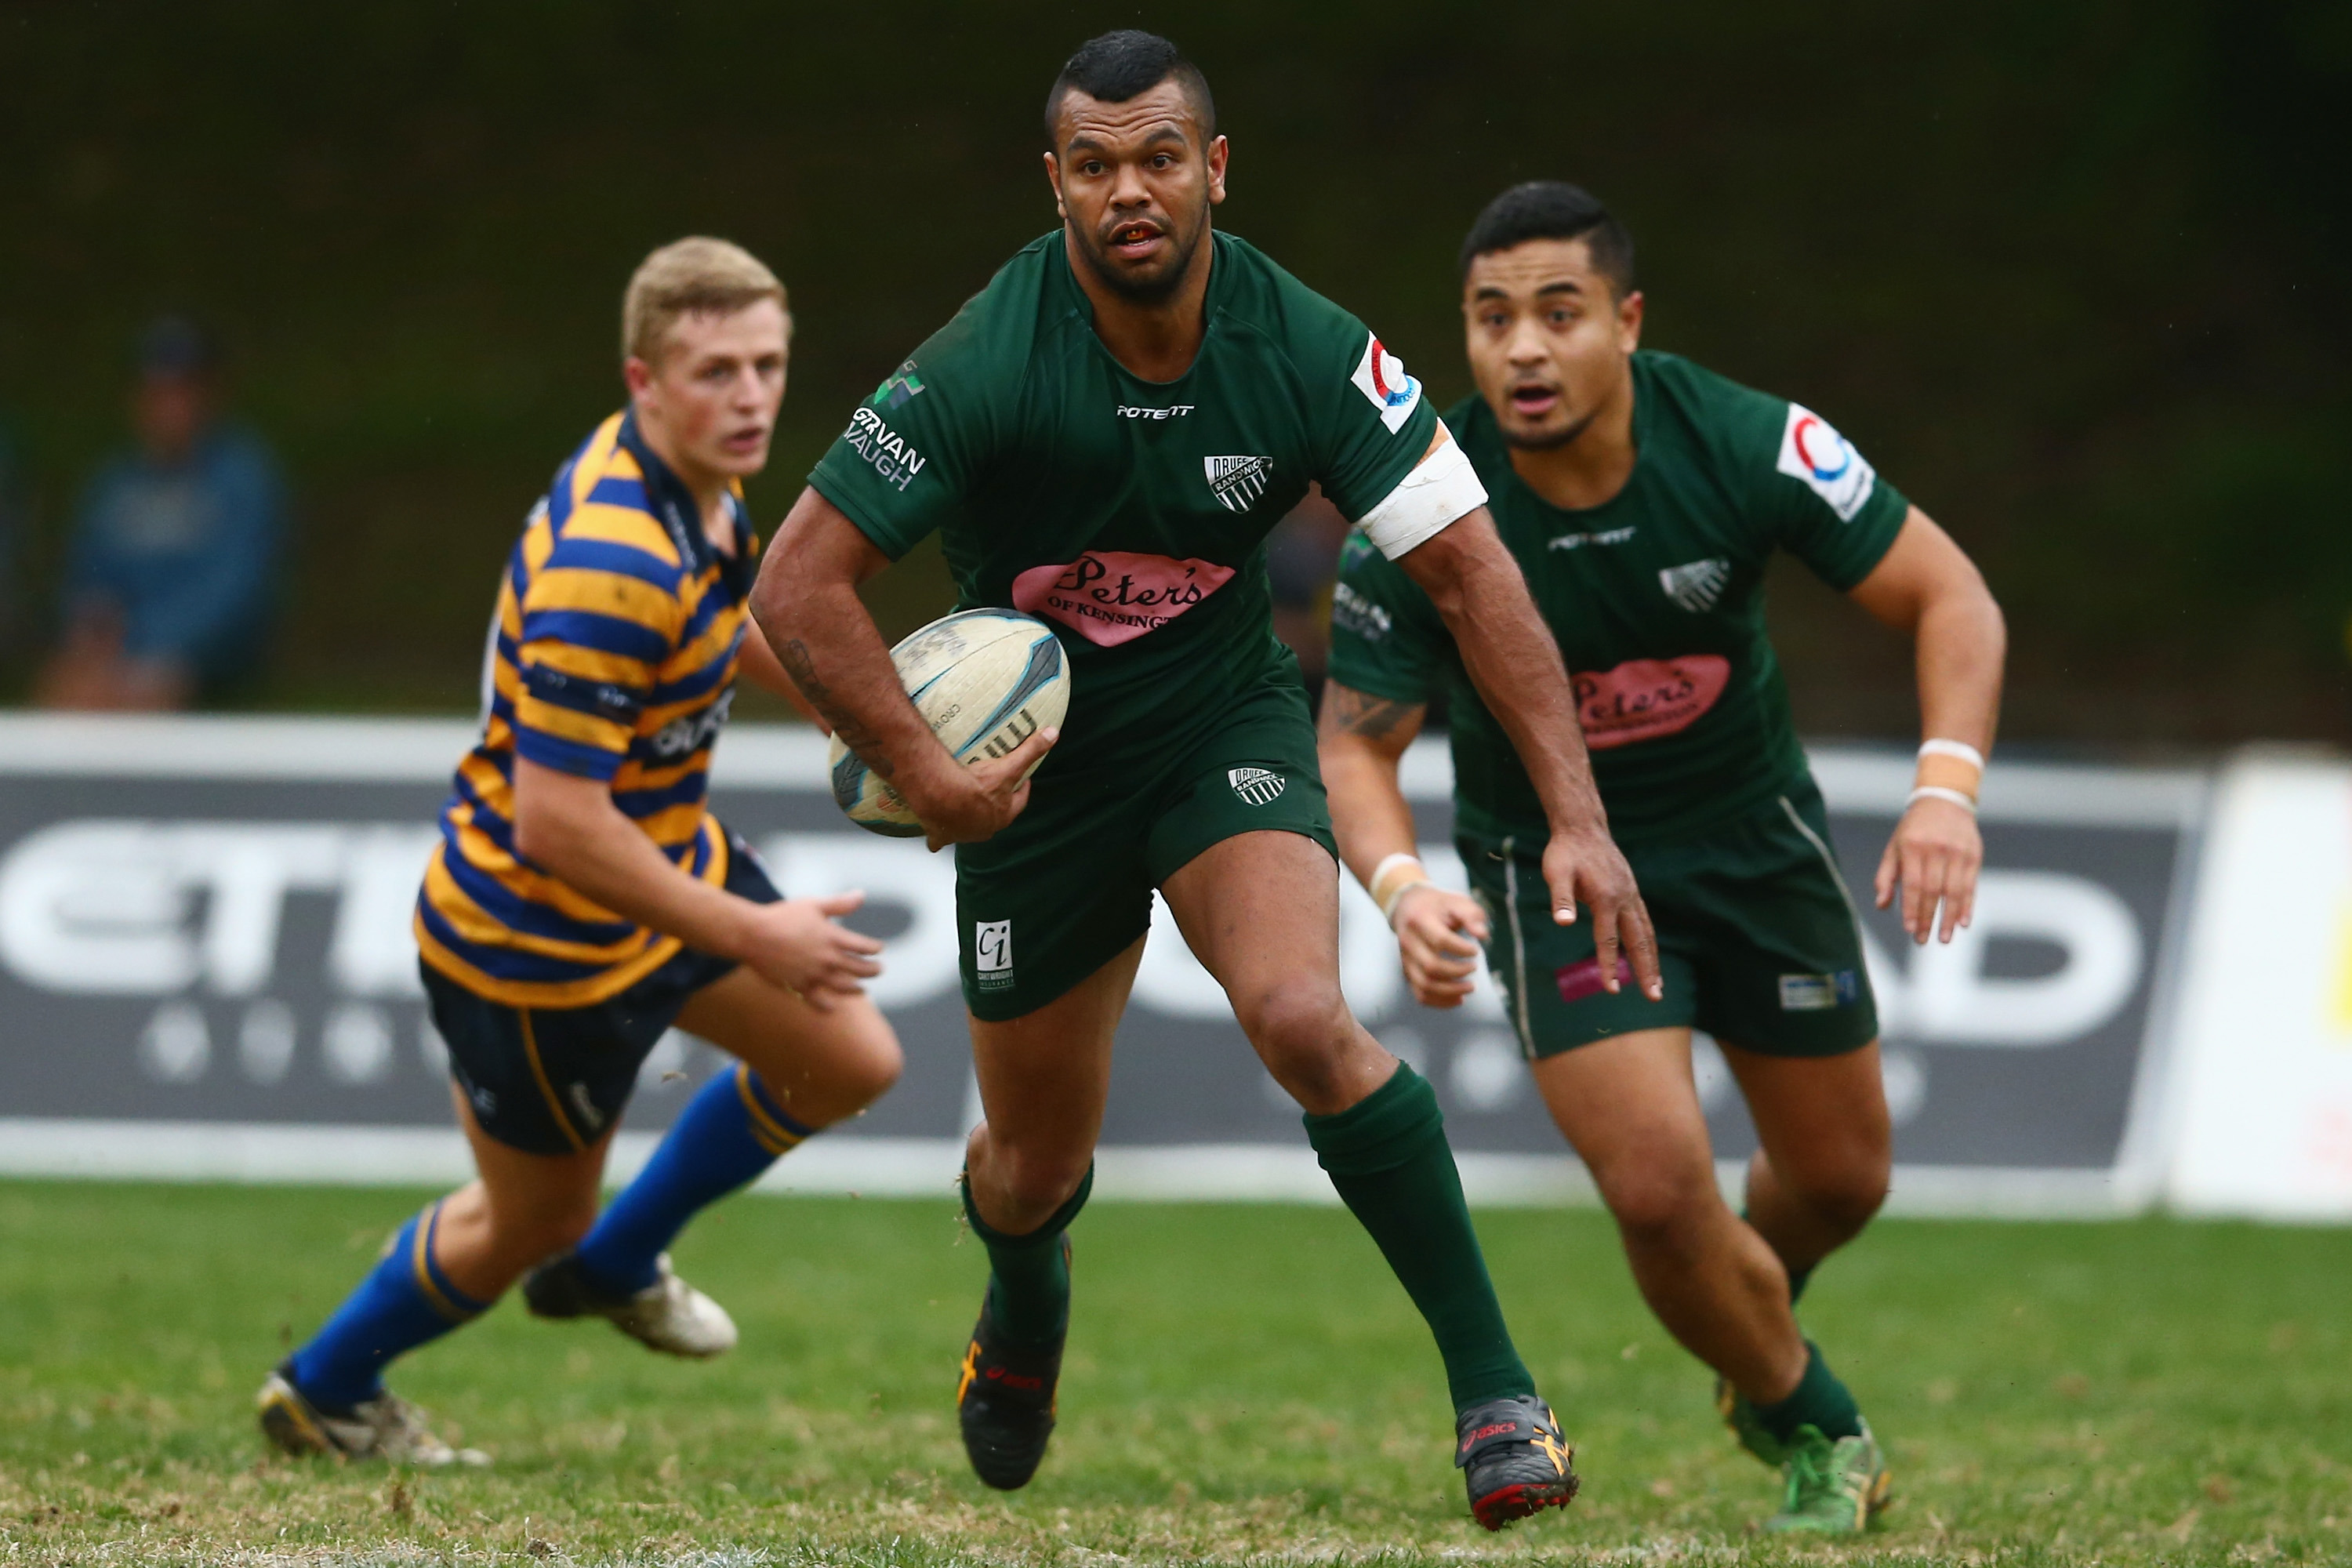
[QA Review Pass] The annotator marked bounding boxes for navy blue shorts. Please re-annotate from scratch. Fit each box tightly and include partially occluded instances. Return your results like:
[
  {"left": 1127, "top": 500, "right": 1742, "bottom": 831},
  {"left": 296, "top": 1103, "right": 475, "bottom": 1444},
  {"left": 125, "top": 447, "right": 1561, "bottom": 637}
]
[{"left": 422, "top": 828, "right": 782, "bottom": 1156}]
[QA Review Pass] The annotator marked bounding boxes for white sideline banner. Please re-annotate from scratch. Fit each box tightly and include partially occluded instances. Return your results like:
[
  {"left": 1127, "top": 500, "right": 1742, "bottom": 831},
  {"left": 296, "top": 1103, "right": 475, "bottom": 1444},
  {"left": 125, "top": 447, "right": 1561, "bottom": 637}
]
[
  {"left": 2165, "top": 753, "right": 2352, "bottom": 1219},
  {"left": 0, "top": 713, "right": 2209, "bottom": 1214}
]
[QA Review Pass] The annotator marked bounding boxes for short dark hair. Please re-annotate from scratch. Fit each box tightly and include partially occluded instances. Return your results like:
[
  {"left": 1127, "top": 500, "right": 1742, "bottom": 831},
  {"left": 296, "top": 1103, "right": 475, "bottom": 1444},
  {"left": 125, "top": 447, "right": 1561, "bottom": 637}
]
[
  {"left": 1459, "top": 182, "right": 1635, "bottom": 297},
  {"left": 1044, "top": 29, "right": 1215, "bottom": 147}
]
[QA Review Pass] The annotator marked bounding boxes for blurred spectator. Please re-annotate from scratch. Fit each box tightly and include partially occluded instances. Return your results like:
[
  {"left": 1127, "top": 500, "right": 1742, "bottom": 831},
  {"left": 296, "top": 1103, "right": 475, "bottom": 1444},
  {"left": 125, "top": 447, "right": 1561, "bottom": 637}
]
[
  {"left": 1266, "top": 482, "right": 1351, "bottom": 698},
  {"left": 36, "top": 319, "right": 284, "bottom": 710}
]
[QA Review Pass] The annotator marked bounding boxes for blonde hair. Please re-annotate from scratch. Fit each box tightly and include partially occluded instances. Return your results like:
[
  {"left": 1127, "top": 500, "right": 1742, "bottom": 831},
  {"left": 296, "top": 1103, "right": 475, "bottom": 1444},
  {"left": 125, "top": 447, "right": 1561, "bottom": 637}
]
[{"left": 621, "top": 237, "right": 787, "bottom": 365}]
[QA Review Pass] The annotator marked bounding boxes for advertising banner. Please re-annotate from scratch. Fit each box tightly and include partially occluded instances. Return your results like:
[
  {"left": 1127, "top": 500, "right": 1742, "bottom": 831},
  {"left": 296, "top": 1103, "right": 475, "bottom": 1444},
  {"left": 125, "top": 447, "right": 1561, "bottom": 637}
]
[
  {"left": 0, "top": 715, "right": 2205, "bottom": 1214},
  {"left": 2165, "top": 753, "right": 2352, "bottom": 1219}
]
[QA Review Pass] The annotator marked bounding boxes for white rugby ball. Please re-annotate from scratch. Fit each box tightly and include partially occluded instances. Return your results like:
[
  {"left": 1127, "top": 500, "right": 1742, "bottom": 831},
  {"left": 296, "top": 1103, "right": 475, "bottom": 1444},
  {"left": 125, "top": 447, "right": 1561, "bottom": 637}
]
[{"left": 827, "top": 608, "right": 1071, "bottom": 837}]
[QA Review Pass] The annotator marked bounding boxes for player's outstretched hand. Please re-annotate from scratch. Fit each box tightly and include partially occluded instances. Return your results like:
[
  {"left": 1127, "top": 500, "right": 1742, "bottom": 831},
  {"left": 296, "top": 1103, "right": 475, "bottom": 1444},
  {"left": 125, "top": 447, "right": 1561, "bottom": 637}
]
[
  {"left": 916, "top": 725, "right": 1059, "bottom": 851},
  {"left": 1540, "top": 823, "right": 1664, "bottom": 1002},
  {"left": 741, "top": 891, "right": 885, "bottom": 1011},
  {"left": 1876, "top": 795, "right": 1981, "bottom": 945},
  {"left": 1392, "top": 884, "right": 1488, "bottom": 1010}
]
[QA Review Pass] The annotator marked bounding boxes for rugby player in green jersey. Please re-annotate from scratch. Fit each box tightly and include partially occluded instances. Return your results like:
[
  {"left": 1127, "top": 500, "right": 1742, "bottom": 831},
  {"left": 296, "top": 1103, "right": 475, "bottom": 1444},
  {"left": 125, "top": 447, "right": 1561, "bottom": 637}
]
[
  {"left": 1321, "top": 183, "right": 2007, "bottom": 1534},
  {"left": 753, "top": 33, "right": 1657, "bottom": 1527}
]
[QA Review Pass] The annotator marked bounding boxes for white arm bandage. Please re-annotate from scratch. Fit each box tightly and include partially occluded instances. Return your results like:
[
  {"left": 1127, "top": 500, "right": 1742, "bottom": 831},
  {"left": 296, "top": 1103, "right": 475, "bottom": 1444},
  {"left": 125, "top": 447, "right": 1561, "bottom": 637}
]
[{"left": 1356, "top": 434, "right": 1489, "bottom": 560}]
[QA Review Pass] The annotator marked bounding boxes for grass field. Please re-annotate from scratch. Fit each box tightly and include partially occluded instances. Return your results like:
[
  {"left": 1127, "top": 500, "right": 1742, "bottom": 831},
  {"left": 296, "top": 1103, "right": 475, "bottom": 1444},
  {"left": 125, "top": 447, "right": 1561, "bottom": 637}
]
[{"left": 5, "top": 1181, "right": 2351, "bottom": 1566}]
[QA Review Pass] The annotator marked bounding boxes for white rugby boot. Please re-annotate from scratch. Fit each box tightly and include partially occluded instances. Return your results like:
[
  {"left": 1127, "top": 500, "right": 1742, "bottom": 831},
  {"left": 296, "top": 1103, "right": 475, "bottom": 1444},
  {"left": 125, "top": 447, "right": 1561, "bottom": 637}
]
[
  {"left": 257, "top": 1367, "right": 489, "bottom": 1467},
  {"left": 521, "top": 1250, "right": 739, "bottom": 1359}
]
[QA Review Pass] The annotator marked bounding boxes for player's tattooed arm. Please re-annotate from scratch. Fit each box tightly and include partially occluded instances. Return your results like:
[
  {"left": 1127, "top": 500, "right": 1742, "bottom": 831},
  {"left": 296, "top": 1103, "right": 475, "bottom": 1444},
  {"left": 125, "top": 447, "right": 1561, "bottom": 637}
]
[
  {"left": 1317, "top": 679, "right": 1425, "bottom": 882},
  {"left": 755, "top": 485, "right": 1054, "bottom": 848},
  {"left": 1317, "top": 684, "right": 1425, "bottom": 744},
  {"left": 776, "top": 636, "right": 893, "bottom": 774}
]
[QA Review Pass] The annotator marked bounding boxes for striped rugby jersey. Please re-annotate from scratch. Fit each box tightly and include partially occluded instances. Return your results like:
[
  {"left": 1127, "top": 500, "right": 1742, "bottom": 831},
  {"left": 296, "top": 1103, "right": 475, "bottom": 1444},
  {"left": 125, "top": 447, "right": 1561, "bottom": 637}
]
[{"left": 415, "top": 410, "right": 759, "bottom": 1007}]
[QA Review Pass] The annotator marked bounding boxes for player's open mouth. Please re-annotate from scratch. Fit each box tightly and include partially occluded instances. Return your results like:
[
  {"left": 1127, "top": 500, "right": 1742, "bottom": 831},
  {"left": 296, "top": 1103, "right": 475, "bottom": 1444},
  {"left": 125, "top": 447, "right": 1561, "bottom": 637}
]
[
  {"left": 1108, "top": 221, "right": 1163, "bottom": 259},
  {"left": 1509, "top": 384, "right": 1561, "bottom": 417}
]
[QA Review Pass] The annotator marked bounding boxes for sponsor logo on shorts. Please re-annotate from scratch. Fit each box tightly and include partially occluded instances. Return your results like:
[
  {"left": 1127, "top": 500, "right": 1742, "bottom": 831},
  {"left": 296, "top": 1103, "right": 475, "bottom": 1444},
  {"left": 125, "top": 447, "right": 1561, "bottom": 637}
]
[
  {"left": 840, "top": 406, "right": 927, "bottom": 492},
  {"left": 1011, "top": 550, "right": 1236, "bottom": 648},
  {"left": 1330, "top": 580, "right": 1391, "bottom": 641},
  {"left": 1573, "top": 655, "right": 1731, "bottom": 749},
  {"left": 877, "top": 360, "right": 926, "bottom": 409},
  {"left": 1118, "top": 402, "right": 1195, "bottom": 419},
  {"left": 1556, "top": 955, "right": 1637, "bottom": 1004},
  {"left": 1548, "top": 526, "right": 1636, "bottom": 552},
  {"left": 1776, "top": 402, "right": 1878, "bottom": 521},
  {"left": 1778, "top": 971, "right": 1860, "bottom": 1011},
  {"left": 1351, "top": 333, "right": 1423, "bottom": 433},
  {"left": 1205, "top": 455, "right": 1274, "bottom": 512},
  {"left": 975, "top": 920, "right": 1014, "bottom": 992},
  {"left": 1229, "top": 767, "right": 1286, "bottom": 806},
  {"left": 1659, "top": 557, "right": 1732, "bottom": 613},
  {"left": 568, "top": 1082, "right": 604, "bottom": 1132}
]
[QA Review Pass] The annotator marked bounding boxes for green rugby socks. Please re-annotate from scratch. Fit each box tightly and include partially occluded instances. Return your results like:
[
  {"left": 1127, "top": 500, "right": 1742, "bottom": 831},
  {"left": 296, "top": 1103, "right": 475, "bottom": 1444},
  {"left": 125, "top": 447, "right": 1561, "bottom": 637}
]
[
  {"left": 1304, "top": 1062, "right": 1536, "bottom": 1410},
  {"left": 1754, "top": 1340, "right": 1863, "bottom": 1443},
  {"left": 962, "top": 1163, "right": 1092, "bottom": 1348}
]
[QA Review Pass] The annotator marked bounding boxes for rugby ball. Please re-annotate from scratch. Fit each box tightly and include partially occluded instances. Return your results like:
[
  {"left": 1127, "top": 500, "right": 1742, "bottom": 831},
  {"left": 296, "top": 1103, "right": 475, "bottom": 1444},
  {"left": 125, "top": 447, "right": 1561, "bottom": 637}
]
[{"left": 827, "top": 608, "right": 1071, "bottom": 837}]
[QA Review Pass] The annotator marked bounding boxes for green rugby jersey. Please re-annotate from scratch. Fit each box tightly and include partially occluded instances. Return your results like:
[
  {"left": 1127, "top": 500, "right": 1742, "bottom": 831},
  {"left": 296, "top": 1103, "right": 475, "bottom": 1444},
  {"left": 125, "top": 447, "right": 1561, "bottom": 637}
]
[
  {"left": 808, "top": 230, "right": 1439, "bottom": 778},
  {"left": 1329, "top": 351, "right": 1908, "bottom": 845}
]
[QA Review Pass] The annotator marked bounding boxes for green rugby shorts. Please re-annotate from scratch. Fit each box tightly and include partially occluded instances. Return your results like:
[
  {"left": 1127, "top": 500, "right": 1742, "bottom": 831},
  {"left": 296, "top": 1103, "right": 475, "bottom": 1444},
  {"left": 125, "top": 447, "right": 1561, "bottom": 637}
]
[
  {"left": 953, "top": 680, "right": 1334, "bottom": 1021},
  {"left": 1465, "top": 777, "right": 1878, "bottom": 1059}
]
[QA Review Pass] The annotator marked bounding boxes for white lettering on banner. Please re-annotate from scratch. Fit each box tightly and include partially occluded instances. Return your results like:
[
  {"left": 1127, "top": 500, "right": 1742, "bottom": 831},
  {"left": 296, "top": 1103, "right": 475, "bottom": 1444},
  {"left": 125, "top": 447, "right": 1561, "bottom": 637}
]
[
  {"left": 331, "top": 828, "right": 441, "bottom": 996},
  {"left": 1865, "top": 870, "right": 2143, "bottom": 1047},
  {"left": 1129, "top": 843, "right": 1505, "bottom": 1027},
  {"left": 0, "top": 821, "right": 434, "bottom": 998},
  {"left": 757, "top": 833, "right": 960, "bottom": 1010}
]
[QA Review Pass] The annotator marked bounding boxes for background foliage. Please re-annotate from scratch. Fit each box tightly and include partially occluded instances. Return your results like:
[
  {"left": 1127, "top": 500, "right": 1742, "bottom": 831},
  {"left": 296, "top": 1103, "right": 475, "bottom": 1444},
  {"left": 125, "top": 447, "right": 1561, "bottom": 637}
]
[{"left": 2, "top": 0, "right": 2346, "bottom": 742}]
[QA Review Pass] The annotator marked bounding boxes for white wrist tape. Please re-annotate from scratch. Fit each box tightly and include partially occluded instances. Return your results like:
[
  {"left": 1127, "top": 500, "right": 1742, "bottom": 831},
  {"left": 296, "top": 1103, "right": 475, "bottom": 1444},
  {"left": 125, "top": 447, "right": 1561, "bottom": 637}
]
[
  {"left": 1906, "top": 785, "right": 1978, "bottom": 816},
  {"left": 1918, "top": 738, "right": 1986, "bottom": 771},
  {"left": 1370, "top": 853, "right": 1434, "bottom": 926},
  {"left": 1357, "top": 430, "right": 1488, "bottom": 560}
]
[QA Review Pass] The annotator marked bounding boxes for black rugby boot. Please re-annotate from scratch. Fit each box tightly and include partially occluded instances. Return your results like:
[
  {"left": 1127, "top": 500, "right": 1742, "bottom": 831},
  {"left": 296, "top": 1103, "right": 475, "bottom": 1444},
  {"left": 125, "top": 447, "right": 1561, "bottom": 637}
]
[
  {"left": 1457, "top": 1392, "right": 1580, "bottom": 1529},
  {"left": 955, "top": 1236, "right": 1070, "bottom": 1490}
]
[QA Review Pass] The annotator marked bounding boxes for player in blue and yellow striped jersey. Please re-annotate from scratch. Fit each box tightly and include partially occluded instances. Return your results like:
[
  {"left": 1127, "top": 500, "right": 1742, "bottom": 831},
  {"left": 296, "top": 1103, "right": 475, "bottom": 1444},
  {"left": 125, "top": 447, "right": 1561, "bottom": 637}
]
[{"left": 258, "top": 239, "right": 903, "bottom": 1466}]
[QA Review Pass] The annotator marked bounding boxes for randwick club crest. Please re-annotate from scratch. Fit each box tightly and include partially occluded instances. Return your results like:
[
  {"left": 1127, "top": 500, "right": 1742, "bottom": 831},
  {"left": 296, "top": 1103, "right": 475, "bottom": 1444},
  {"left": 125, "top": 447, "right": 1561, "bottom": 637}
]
[
  {"left": 1229, "top": 766, "right": 1287, "bottom": 806},
  {"left": 1205, "top": 455, "right": 1274, "bottom": 513}
]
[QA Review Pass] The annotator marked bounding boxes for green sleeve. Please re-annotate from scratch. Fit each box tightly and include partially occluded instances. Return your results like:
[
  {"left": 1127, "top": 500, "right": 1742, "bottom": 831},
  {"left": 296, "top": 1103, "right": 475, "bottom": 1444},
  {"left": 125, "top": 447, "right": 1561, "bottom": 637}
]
[
  {"left": 1292, "top": 297, "right": 1443, "bottom": 526},
  {"left": 1325, "top": 528, "right": 1451, "bottom": 705},
  {"left": 806, "top": 307, "right": 1002, "bottom": 561},
  {"left": 1750, "top": 396, "right": 1910, "bottom": 591}
]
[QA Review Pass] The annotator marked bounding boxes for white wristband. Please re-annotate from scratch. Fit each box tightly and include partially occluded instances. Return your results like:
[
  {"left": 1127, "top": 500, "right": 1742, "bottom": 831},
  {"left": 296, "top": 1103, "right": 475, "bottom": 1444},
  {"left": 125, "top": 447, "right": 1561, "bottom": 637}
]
[
  {"left": 1370, "top": 853, "right": 1434, "bottom": 926},
  {"left": 1356, "top": 428, "right": 1489, "bottom": 560},
  {"left": 1906, "top": 785, "right": 1978, "bottom": 816},
  {"left": 1918, "top": 738, "right": 1986, "bottom": 771}
]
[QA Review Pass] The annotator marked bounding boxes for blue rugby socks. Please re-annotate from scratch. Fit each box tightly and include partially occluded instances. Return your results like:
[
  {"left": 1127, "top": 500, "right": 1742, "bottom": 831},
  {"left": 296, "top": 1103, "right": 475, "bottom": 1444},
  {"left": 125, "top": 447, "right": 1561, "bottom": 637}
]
[
  {"left": 285, "top": 1200, "right": 488, "bottom": 1411},
  {"left": 572, "top": 1064, "right": 814, "bottom": 1296}
]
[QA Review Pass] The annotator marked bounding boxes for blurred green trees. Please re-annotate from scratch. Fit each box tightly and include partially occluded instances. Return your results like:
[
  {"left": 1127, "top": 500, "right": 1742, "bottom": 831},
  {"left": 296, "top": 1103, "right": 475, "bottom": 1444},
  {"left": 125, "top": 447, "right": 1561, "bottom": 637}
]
[{"left": 1, "top": 0, "right": 2343, "bottom": 740}]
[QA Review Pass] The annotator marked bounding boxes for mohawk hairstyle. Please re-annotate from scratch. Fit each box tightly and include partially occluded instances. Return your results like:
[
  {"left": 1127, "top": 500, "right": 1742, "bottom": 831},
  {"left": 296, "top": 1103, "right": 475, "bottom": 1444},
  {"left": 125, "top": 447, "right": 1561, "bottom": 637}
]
[
  {"left": 1044, "top": 29, "right": 1216, "bottom": 147},
  {"left": 1459, "top": 182, "right": 1636, "bottom": 298}
]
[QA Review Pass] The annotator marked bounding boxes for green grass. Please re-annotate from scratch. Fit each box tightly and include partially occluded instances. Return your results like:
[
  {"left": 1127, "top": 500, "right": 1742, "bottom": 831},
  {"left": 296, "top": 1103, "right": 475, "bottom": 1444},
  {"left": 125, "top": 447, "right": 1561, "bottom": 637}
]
[{"left": 4, "top": 1182, "right": 2352, "bottom": 1565}]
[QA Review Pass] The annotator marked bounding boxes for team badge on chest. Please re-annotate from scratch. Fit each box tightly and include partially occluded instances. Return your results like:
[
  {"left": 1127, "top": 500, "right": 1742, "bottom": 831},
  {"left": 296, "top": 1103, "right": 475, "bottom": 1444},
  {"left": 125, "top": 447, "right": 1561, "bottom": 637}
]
[{"left": 1205, "top": 455, "right": 1274, "bottom": 513}]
